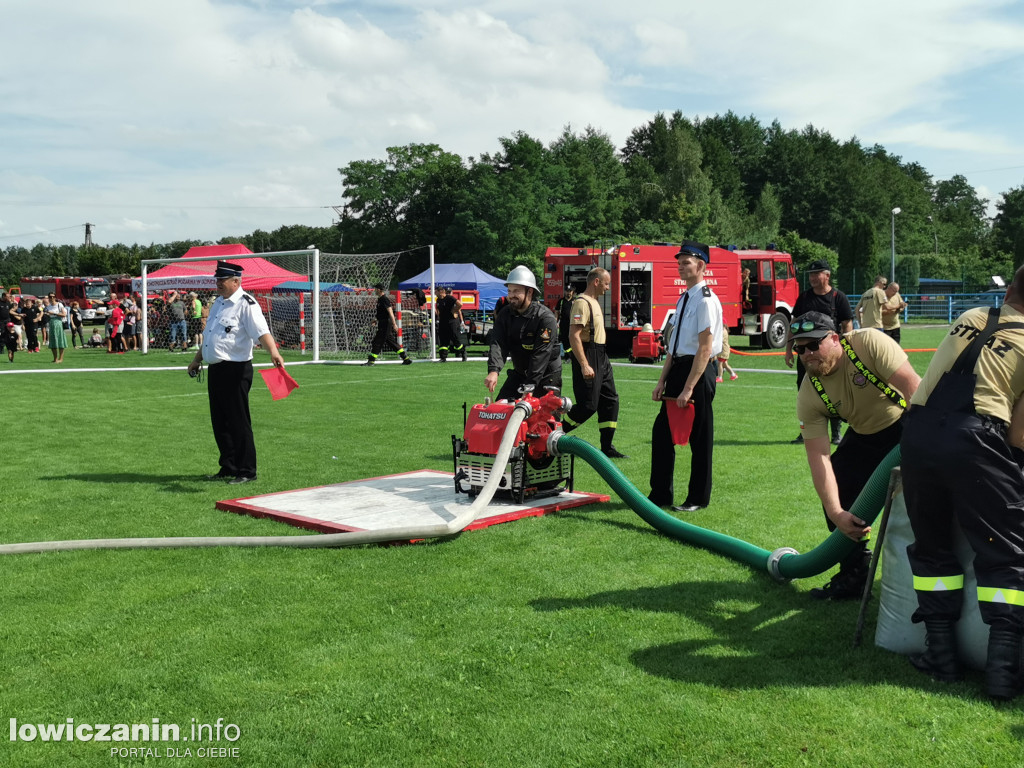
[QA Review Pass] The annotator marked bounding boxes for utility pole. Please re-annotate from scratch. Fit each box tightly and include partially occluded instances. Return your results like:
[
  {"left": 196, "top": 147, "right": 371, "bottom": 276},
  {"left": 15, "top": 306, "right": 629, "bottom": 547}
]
[{"left": 84, "top": 223, "right": 94, "bottom": 247}]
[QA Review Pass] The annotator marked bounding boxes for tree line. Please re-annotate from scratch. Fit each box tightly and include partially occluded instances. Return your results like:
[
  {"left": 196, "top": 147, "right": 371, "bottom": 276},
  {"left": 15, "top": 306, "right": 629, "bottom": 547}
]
[{"left": 4, "top": 111, "right": 1024, "bottom": 294}]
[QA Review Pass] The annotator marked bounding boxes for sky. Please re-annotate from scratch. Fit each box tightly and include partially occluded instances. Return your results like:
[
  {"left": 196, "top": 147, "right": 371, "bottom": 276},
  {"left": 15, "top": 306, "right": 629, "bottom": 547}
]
[{"left": 3, "top": 0, "right": 1024, "bottom": 249}]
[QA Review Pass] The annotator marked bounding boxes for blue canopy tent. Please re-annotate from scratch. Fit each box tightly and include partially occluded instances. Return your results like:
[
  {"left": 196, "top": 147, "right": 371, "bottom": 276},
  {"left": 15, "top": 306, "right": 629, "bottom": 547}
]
[{"left": 397, "top": 263, "right": 506, "bottom": 311}]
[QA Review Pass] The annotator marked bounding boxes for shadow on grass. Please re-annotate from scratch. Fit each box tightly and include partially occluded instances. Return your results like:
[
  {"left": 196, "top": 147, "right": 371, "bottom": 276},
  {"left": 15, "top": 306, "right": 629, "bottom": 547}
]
[
  {"left": 558, "top": 508, "right": 666, "bottom": 539},
  {"left": 531, "top": 579, "right": 984, "bottom": 697},
  {"left": 42, "top": 472, "right": 207, "bottom": 494}
]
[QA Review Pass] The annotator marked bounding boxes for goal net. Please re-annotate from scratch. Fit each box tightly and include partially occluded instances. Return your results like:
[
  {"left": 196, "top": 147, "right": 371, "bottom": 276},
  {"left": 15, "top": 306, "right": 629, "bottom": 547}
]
[{"left": 136, "top": 248, "right": 429, "bottom": 361}]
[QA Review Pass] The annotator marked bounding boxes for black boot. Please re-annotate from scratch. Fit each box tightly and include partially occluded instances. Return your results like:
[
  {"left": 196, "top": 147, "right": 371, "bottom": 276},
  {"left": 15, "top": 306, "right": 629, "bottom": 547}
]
[
  {"left": 810, "top": 547, "right": 869, "bottom": 600},
  {"left": 600, "top": 427, "right": 628, "bottom": 458},
  {"left": 985, "top": 628, "right": 1023, "bottom": 701},
  {"left": 909, "top": 619, "right": 962, "bottom": 683},
  {"left": 362, "top": 355, "right": 375, "bottom": 366}
]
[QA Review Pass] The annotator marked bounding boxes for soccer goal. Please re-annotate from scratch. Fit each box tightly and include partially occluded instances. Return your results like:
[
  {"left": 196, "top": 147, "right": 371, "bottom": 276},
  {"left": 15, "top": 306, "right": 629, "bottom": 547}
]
[{"left": 136, "top": 247, "right": 431, "bottom": 361}]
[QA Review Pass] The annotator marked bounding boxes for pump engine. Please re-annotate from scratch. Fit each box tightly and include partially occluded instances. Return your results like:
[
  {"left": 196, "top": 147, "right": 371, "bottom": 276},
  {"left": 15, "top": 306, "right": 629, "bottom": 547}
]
[{"left": 451, "top": 387, "right": 572, "bottom": 503}]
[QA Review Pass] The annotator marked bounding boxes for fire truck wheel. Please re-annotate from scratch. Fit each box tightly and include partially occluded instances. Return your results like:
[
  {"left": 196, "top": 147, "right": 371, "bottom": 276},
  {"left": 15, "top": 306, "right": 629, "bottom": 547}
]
[{"left": 762, "top": 312, "right": 788, "bottom": 349}]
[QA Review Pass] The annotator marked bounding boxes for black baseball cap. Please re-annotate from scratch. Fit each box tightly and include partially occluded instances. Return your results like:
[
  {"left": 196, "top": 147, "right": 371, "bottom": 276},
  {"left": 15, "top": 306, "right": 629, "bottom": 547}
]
[
  {"left": 789, "top": 311, "right": 836, "bottom": 341},
  {"left": 806, "top": 260, "right": 831, "bottom": 273}
]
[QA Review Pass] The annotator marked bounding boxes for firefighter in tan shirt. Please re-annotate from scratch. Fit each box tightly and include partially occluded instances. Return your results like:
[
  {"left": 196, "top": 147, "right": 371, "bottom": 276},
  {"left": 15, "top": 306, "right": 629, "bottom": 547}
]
[
  {"left": 855, "top": 275, "right": 888, "bottom": 330},
  {"left": 792, "top": 311, "right": 920, "bottom": 600},
  {"left": 881, "top": 282, "right": 907, "bottom": 344},
  {"left": 562, "top": 267, "right": 626, "bottom": 459},
  {"left": 901, "top": 267, "right": 1024, "bottom": 700}
]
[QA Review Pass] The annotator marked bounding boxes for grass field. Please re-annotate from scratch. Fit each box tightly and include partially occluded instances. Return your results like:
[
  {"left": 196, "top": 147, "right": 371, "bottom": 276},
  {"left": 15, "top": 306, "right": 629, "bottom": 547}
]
[{"left": 1, "top": 325, "right": 1018, "bottom": 767}]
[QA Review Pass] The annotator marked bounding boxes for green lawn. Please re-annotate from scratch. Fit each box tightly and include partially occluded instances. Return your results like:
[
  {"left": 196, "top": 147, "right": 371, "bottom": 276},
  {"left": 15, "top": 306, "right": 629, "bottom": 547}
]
[{"left": 1, "top": 325, "right": 1016, "bottom": 767}]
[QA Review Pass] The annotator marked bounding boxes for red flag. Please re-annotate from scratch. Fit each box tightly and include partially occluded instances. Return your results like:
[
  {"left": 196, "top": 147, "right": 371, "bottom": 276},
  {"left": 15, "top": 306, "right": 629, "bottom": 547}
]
[
  {"left": 666, "top": 401, "right": 695, "bottom": 445},
  {"left": 260, "top": 367, "right": 299, "bottom": 400}
]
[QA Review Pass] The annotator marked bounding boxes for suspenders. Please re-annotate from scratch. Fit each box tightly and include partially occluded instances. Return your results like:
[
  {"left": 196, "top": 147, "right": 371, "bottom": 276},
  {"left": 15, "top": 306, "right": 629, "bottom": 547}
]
[{"left": 809, "top": 337, "right": 907, "bottom": 419}]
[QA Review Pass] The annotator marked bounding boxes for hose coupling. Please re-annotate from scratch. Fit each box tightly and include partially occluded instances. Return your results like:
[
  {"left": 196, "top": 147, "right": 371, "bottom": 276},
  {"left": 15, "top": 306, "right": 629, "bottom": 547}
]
[
  {"left": 547, "top": 430, "right": 565, "bottom": 456},
  {"left": 767, "top": 547, "right": 799, "bottom": 582}
]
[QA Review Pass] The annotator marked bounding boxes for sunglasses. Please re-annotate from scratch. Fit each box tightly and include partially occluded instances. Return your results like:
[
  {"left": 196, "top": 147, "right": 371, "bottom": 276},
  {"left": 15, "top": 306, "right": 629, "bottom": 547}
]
[{"left": 793, "top": 338, "right": 825, "bottom": 355}]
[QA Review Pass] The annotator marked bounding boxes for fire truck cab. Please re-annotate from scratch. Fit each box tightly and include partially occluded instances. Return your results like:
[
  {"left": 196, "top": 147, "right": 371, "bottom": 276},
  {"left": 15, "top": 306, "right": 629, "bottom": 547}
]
[
  {"left": 18, "top": 276, "right": 112, "bottom": 322},
  {"left": 543, "top": 243, "right": 799, "bottom": 351}
]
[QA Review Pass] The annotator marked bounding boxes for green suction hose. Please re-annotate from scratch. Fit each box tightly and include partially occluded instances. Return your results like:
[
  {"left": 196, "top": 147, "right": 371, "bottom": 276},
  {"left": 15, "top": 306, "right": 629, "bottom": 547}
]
[{"left": 552, "top": 434, "right": 900, "bottom": 582}]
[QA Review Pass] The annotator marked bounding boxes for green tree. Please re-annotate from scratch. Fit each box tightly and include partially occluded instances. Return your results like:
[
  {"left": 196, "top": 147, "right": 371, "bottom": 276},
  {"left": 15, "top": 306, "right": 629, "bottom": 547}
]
[
  {"left": 548, "top": 125, "right": 627, "bottom": 243},
  {"left": 621, "top": 111, "right": 713, "bottom": 238},
  {"left": 991, "top": 185, "right": 1024, "bottom": 269},
  {"left": 338, "top": 143, "right": 469, "bottom": 260},
  {"left": 932, "top": 174, "right": 988, "bottom": 252}
]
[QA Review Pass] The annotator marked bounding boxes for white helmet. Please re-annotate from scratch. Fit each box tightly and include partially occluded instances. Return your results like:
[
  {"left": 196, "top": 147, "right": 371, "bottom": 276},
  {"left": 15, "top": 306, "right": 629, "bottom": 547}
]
[{"left": 505, "top": 265, "right": 539, "bottom": 294}]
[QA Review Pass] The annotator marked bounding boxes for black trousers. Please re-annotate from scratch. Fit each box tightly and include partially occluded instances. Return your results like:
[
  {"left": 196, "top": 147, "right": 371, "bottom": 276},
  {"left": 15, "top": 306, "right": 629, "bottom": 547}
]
[
  {"left": 438, "top": 318, "right": 463, "bottom": 354},
  {"left": 827, "top": 419, "right": 903, "bottom": 571},
  {"left": 883, "top": 327, "right": 902, "bottom": 345},
  {"left": 565, "top": 343, "right": 618, "bottom": 427},
  {"left": 650, "top": 355, "right": 716, "bottom": 507},
  {"left": 208, "top": 361, "right": 256, "bottom": 478},
  {"left": 903, "top": 408, "right": 1024, "bottom": 630},
  {"left": 371, "top": 324, "right": 402, "bottom": 356}
]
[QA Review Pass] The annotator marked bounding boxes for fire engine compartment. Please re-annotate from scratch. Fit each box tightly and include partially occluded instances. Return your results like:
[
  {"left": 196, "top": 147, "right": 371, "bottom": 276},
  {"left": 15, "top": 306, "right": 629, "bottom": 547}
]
[{"left": 543, "top": 243, "right": 799, "bottom": 351}]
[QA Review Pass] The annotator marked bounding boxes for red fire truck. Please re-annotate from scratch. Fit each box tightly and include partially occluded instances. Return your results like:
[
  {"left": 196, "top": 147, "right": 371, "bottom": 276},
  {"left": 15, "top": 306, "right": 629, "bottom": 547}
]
[
  {"left": 18, "top": 276, "right": 112, "bottom": 322},
  {"left": 542, "top": 243, "right": 800, "bottom": 351}
]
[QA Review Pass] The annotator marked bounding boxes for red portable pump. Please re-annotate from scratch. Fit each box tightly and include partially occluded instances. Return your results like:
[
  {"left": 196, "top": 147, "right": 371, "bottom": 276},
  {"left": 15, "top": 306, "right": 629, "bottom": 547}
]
[
  {"left": 629, "top": 329, "right": 665, "bottom": 364},
  {"left": 452, "top": 387, "right": 573, "bottom": 502}
]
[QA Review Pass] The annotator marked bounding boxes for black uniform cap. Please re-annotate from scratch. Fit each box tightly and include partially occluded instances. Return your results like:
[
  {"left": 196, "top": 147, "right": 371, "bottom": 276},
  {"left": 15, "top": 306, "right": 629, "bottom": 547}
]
[
  {"left": 675, "top": 240, "right": 710, "bottom": 263},
  {"left": 214, "top": 261, "right": 244, "bottom": 278}
]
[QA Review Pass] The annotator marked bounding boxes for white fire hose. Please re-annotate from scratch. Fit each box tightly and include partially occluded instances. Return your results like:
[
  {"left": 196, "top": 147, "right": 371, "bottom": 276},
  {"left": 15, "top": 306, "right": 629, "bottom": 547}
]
[{"left": 0, "top": 404, "right": 531, "bottom": 556}]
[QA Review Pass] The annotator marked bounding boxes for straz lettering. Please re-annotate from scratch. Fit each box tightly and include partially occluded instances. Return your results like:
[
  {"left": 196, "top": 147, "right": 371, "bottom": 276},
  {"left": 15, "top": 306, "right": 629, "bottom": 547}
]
[
  {"left": 478, "top": 412, "right": 508, "bottom": 421},
  {"left": 949, "top": 323, "right": 1016, "bottom": 358},
  {"left": 950, "top": 322, "right": 980, "bottom": 339},
  {"left": 988, "top": 338, "right": 1013, "bottom": 358}
]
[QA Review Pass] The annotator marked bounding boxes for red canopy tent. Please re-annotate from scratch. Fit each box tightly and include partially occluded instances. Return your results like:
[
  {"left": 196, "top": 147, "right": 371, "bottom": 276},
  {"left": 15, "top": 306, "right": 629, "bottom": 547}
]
[{"left": 134, "top": 245, "right": 308, "bottom": 292}]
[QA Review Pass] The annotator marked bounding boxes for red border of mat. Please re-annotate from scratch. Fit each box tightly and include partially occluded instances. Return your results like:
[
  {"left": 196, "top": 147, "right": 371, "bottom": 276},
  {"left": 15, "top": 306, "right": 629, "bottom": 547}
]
[{"left": 216, "top": 469, "right": 610, "bottom": 540}]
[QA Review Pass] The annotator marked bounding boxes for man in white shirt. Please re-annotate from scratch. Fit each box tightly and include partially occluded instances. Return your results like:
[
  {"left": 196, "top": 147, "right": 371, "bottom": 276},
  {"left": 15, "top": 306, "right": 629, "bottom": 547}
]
[
  {"left": 187, "top": 261, "right": 284, "bottom": 485},
  {"left": 649, "top": 241, "right": 723, "bottom": 512}
]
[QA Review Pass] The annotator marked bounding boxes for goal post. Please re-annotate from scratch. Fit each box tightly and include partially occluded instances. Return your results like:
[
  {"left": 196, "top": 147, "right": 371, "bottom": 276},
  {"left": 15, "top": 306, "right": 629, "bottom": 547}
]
[{"left": 137, "top": 246, "right": 434, "bottom": 362}]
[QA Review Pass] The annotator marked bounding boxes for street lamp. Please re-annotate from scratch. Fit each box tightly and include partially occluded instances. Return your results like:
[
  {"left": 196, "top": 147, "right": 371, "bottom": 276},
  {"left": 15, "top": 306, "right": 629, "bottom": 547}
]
[{"left": 890, "top": 207, "right": 901, "bottom": 282}]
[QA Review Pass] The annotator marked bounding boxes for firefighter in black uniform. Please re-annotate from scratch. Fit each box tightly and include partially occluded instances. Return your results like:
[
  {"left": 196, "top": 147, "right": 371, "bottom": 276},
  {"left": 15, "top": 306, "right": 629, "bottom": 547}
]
[
  {"left": 902, "top": 267, "right": 1024, "bottom": 700},
  {"left": 555, "top": 283, "right": 576, "bottom": 360},
  {"left": 562, "top": 267, "right": 626, "bottom": 458},
  {"left": 187, "top": 261, "right": 285, "bottom": 485},
  {"left": 364, "top": 283, "right": 411, "bottom": 366},
  {"left": 484, "top": 266, "right": 560, "bottom": 402},
  {"left": 435, "top": 286, "right": 466, "bottom": 362}
]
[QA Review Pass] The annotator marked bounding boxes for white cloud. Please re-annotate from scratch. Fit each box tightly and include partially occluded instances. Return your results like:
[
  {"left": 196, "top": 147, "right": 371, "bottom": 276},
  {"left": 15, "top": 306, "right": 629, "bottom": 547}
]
[
  {"left": 1, "top": 0, "right": 1023, "bottom": 245},
  {"left": 108, "top": 218, "right": 164, "bottom": 233}
]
